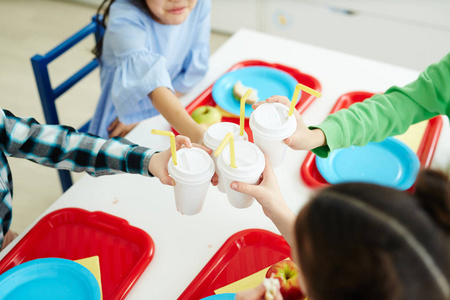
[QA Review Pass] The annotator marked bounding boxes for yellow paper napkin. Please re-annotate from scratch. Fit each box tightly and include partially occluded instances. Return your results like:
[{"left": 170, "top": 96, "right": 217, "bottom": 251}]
[
  {"left": 75, "top": 256, "right": 103, "bottom": 299},
  {"left": 214, "top": 266, "right": 271, "bottom": 294},
  {"left": 394, "top": 120, "right": 428, "bottom": 153}
]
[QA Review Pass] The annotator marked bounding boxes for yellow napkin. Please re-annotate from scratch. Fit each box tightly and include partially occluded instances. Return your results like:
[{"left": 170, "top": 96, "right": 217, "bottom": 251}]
[
  {"left": 215, "top": 105, "right": 239, "bottom": 118},
  {"left": 215, "top": 258, "right": 290, "bottom": 294},
  {"left": 75, "top": 256, "right": 103, "bottom": 299},
  {"left": 215, "top": 266, "right": 271, "bottom": 294},
  {"left": 394, "top": 120, "right": 428, "bottom": 153}
]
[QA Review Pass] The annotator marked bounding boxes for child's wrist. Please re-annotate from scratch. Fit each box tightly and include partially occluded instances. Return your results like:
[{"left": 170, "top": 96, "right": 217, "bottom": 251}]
[
  {"left": 266, "top": 197, "right": 292, "bottom": 220},
  {"left": 308, "top": 129, "right": 326, "bottom": 150}
]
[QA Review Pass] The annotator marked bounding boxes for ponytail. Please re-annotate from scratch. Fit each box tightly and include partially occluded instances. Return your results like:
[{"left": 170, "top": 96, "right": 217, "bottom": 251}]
[
  {"left": 92, "top": 0, "right": 114, "bottom": 59},
  {"left": 414, "top": 169, "right": 450, "bottom": 234}
]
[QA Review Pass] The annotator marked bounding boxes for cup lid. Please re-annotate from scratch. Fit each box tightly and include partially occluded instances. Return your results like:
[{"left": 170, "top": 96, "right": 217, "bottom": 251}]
[
  {"left": 250, "top": 103, "right": 297, "bottom": 138},
  {"left": 168, "top": 148, "right": 215, "bottom": 183},
  {"left": 218, "top": 141, "right": 265, "bottom": 180},
  {"left": 203, "top": 122, "right": 248, "bottom": 150}
]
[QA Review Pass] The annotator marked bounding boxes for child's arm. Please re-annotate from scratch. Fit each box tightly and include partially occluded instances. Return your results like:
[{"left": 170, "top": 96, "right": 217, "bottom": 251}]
[
  {"left": 311, "top": 53, "right": 450, "bottom": 157},
  {"left": 0, "top": 109, "right": 202, "bottom": 181},
  {"left": 265, "top": 53, "right": 450, "bottom": 158},
  {"left": 171, "top": 0, "right": 211, "bottom": 94},
  {"left": 150, "top": 87, "right": 205, "bottom": 144},
  {"left": 230, "top": 155, "right": 297, "bottom": 246}
]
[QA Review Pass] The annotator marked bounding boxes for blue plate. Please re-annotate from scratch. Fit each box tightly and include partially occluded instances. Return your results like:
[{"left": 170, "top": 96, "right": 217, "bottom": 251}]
[
  {"left": 212, "top": 66, "right": 299, "bottom": 118},
  {"left": 0, "top": 258, "right": 101, "bottom": 300},
  {"left": 316, "top": 138, "right": 420, "bottom": 190}
]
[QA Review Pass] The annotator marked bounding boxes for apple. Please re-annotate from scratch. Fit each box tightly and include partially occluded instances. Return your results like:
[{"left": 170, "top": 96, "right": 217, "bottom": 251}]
[
  {"left": 191, "top": 105, "right": 222, "bottom": 130},
  {"left": 266, "top": 259, "right": 304, "bottom": 300}
]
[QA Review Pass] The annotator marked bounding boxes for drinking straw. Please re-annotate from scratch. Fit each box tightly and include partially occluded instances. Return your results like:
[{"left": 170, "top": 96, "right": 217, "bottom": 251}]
[
  {"left": 151, "top": 129, "right": 177, "bottom": 165},
  {"left": 240, "top": 89, "right": 253, "bottom": 136},
  {"left": 213, "top": 132, "right": 237, "bottom": 169},
  {"left": 288, "top": 83, "right": 322, "bottom": 116}
]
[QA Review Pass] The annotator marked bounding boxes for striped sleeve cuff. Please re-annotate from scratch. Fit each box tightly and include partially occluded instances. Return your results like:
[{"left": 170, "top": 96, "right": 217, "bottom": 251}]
[{"left": 125, "top": 147, "right": 156, "bottom": 177}]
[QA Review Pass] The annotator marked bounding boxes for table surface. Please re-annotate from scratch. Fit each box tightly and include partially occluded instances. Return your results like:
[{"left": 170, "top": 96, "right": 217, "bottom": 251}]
[{"left": 1, "top": 29, "right": 449, "bottom": 299}]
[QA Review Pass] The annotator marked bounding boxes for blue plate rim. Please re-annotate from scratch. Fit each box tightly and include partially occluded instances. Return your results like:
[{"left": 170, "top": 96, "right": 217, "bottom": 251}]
[
  {"left": 0, "top": 257, "right": 101, "bottom": 299},
  {"left": 212, "top": 66, "right": 299, "bottom": 118},
  {"left": 315, "top": 137, "right": 420, "bottom": 190}
]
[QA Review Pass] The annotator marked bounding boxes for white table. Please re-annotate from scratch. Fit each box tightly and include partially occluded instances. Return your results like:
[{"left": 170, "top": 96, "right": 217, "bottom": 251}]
[{"left": 2, "top": 29, "right": 449, "bottom": 299}]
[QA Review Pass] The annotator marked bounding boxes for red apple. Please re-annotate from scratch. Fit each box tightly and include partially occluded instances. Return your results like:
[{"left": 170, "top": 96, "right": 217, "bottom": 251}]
[{"left": 266, "top": 259, "right": 304, "bottom": 300}]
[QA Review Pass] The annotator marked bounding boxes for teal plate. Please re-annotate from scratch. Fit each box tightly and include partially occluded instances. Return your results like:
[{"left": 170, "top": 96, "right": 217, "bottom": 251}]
[
  {"left": 212, "top": 66, "right": 299, "bottom": 118},
  {"left": 0, "top": 258, "right": 100, "bottom": 300},
  {"left": 316, "top": 137, "right": 420, "bottom": 190}
]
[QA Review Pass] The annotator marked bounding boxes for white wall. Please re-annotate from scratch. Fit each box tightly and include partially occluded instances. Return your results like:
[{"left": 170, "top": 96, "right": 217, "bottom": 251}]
[{"left": 211, "top": 0, "right": 450, "bottom": 70}]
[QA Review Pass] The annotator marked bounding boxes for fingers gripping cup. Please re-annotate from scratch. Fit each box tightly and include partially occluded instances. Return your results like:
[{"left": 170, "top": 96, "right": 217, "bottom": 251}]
[
  {"left": 203, "top": 122, "right": 248, "bottom": 193},
  {"left": 217, "top": 140, "right": 265, "bottom": 209},
  {"left": 250, "top": 103, "right": 297, "bottom": 168},
  {"left": 168, "top": 148, "right": 215, "bottom": 215}
]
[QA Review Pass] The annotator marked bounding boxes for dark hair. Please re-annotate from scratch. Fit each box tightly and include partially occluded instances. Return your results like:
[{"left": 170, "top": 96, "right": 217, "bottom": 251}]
[
  {"left": 93, "top": 0, "right": 147, "bottom": 59},
  {"left": 295, "top": 169, "right": 450, "bottom": 300},
  {"left": 92, "top": 0, "right": 114, "bottom": 59}
]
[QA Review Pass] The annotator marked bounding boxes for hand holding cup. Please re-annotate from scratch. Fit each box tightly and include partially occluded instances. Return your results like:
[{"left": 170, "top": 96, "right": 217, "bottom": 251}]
[
  {"left": 148, "top": 135, "right": 217, "bottom": 186},
  {"left": 255, "top": 96, "right": 327, "bottom": 151}
]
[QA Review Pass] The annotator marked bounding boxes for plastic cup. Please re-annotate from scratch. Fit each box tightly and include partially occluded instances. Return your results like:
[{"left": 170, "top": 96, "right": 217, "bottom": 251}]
[
  {"left": 203, "top": 122, "right": 248, "bottom": 193},
  {"left": 217, "top": 140, "right": 265, "bottom": 208},
  {"left": 250, "top": 103, "right": 297, "bottom": 168},
  {"left": 167, "top": 147, "right": 215, "bottom": 215}
]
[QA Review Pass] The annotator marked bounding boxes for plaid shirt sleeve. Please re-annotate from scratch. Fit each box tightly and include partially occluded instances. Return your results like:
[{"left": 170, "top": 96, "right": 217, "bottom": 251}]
[
  {"left": 0, "top": 109, "right": 156, "bottom": 176},
  {"left": 0, "top": 109, "right": 157, "bottom": 248}
]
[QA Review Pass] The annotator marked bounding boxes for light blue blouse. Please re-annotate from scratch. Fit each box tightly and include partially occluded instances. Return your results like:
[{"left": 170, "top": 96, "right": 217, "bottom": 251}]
[{"left": 88, "top": 0, "right": 211, "bottom": 138}]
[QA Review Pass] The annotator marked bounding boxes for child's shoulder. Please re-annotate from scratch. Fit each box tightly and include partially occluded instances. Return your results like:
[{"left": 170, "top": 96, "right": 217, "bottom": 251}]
[
  {"left": 195, "top": 0, "right": 211, "bottom": 14},
  {"left": 187, "top": 0, "right": 211, "bottom": 23},
  {"left": 109, "top": 0, "right": 148, "bottom": 21},
  {"left": 198, "top": 0, "right": 212, "bottom": 10}
]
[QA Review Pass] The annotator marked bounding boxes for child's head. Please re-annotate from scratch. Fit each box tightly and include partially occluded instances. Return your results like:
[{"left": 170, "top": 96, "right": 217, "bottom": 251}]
[
  {"left": 294, "top": 169, "right": 450, "bottom": 300},
  {"left": 144, "top": 0, "right": 198, "bottom": 25}
]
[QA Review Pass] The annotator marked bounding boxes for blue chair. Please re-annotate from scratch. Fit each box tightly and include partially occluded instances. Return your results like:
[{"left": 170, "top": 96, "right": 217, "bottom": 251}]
[{"left": 31, "top": 15, "right": 104, "bottom": 192}]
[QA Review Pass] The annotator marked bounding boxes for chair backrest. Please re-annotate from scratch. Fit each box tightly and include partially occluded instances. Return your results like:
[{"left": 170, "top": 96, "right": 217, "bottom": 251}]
[{"left": 31, "top": 15, "right": 104, "bottom": 192}]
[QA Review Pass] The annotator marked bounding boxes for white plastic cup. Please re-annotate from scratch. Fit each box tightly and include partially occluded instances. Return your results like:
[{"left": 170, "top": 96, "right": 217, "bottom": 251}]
[
  {"left": 250, "top": 103, "right": 297, "bottom": 168},
  {"left": 167, "top": 147, "right": 215, "bottom": 215},
  {"left": 217, "top": 140, "right": 265, "bottom": 208},
  {"left": 203, "top": 122, "right": 248, "bottom": 193}
]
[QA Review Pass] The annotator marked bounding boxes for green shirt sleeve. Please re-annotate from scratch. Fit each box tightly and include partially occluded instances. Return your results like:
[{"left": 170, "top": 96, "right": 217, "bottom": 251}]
[{"left": 311, "top": 53, "right": 450, "bottom": 158}]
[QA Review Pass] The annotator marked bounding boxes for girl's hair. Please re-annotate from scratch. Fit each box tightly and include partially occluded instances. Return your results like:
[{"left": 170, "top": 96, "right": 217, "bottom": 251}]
[
  {"left": 92, "top": 0, "right": 114, "bottom": 59},
  {"left": 295, "top": 169, "right": 450, "bottom": 300},
  {"left": 93, "top": 0, "right": 147, "bottom": 59}
]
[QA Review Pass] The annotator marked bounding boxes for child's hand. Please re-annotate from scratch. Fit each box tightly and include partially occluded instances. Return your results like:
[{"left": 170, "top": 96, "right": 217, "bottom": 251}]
[
  {"left": 108, "top": 118, "right": 138, "bottom": 138},
  {"left": 148, "top": 136, "right": 218, "bottom": 186},
  {"left": 230, "top": 155, "right": 288, "bottom": 220},
  {"left": 0, "top": 230, "right": 18, "bottom": 252},
  {"left": 230, "top": 155, "right": 296, "bottom": 245},
  {"left": 235, "top": 283, "right": 283, "bottom": 300},
  {"left": 253, "top": 96, "right": 326, "bottom": 151}
]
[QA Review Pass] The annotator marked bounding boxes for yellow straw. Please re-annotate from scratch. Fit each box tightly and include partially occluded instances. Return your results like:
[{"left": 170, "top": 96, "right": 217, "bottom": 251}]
[
  {"left": 151, "top": 129, "right": 177, "bottom": 165},
  {"left": 213, "top": 132, "right": 236, "bottom": 169},
  {"left": 288, "top": 83, "right": 322, "bottom": 116},
  {"left": 240, "top": 89, "right": 252, "bottom": 136}
]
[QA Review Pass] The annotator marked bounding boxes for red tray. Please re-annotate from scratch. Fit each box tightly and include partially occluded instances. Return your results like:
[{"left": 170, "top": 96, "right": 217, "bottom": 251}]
[
  {"left": 301, "top": 91, "right": 444, "bottom": 189},
  {"left": 177, "top": 60, "right": 321, "bottom": 142},
  {"left": 0, "top": 208, "right": 154, "bottom": 300},
  {"left": 178, "top": 229, "right": 291, "bottom": 299}
]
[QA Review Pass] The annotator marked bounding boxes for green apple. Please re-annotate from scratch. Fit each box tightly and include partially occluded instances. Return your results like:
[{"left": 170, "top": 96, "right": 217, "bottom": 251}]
[{"left": 191, "top": 105, "right": 222, "bottom": 129}]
